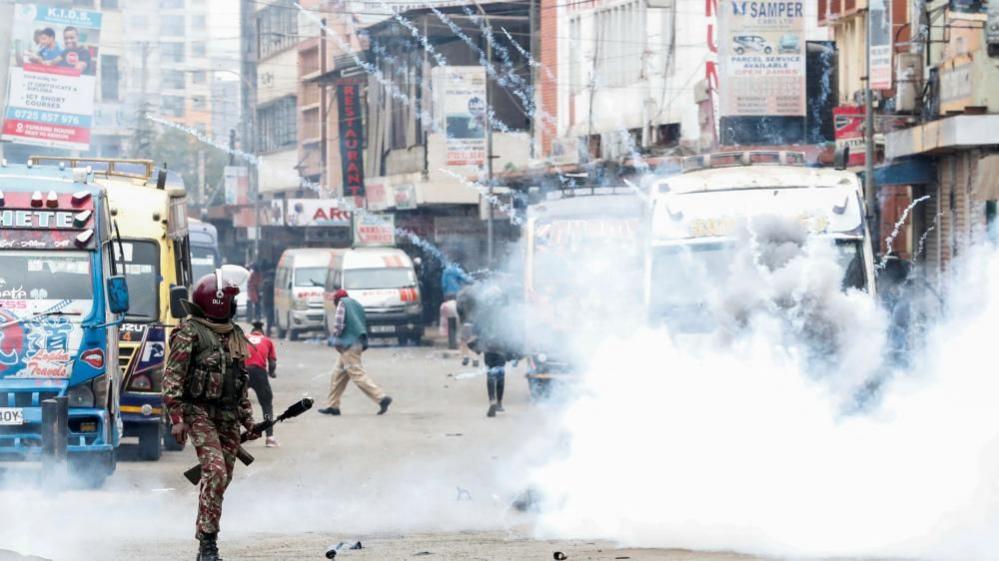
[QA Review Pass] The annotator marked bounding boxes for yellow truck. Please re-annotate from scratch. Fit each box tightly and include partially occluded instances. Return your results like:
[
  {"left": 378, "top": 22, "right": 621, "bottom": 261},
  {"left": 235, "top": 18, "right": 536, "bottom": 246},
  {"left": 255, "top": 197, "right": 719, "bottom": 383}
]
[{"left": 44, "top": 159, "right": 194, "bottom": 460}]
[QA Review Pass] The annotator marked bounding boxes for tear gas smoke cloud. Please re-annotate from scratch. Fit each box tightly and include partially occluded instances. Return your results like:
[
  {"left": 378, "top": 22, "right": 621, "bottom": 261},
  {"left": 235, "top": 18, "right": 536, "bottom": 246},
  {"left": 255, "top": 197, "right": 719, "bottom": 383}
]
[{"left": 522, "top": 215, "right": 999, "bottom": 560}]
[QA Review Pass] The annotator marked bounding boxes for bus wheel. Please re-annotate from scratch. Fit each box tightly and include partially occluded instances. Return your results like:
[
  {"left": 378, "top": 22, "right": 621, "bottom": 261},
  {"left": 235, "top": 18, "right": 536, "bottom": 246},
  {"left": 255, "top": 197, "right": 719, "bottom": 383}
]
[{"left": 137, "top": 423, "right": 163, "bottom": 461}]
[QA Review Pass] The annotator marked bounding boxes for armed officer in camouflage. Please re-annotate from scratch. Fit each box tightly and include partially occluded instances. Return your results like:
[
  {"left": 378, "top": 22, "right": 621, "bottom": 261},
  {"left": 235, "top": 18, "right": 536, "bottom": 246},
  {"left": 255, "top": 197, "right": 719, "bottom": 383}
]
[{"left": 163, "top": 265, "right": 259, "bottom": 561}]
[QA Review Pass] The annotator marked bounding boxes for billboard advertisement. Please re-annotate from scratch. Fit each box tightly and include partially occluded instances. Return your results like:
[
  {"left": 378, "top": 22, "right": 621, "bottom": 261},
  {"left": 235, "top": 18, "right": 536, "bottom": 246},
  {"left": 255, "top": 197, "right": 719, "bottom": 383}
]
[
  {"left": 436, "top": 66, "right": 487, "bottom": 167},
  {"left": 284, "top": 199, "right": 352, "bottom": 227},
  {"left": 868, "top": 0, "right": 892, "bottom": 90},
  {"left": 718, "top": 1, "right": 806, "bottom": 117},
  {"left": 352, "top": 212, "right": 395, "bottom": 247},
  {"left": 223, "top": 166, "right": 249, "bottom": 206},
  {"left": 833, "top": 105, "right": 865, "bottom": 167},
  {"left": 2, "top": 3, "right": 101, "bottom": 150}
]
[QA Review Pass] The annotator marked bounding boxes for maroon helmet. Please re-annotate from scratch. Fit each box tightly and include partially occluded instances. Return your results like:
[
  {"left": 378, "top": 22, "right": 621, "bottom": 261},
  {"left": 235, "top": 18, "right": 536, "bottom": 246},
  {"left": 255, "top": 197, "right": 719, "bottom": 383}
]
[{"left": 192, "top": 265, "right": 250, "bottom": 320}]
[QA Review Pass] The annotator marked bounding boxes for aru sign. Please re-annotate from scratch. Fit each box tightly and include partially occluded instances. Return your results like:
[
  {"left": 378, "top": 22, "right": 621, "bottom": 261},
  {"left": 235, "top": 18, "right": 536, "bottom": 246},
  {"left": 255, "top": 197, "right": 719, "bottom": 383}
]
[{"left": 337, "top": 77, "right": 365, "bottom": 199}]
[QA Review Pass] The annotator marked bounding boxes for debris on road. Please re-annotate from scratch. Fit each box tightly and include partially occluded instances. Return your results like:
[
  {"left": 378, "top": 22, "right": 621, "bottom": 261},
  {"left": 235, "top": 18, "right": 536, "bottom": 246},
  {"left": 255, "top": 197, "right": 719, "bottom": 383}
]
[
  {"left": 324, "top": 541, "right": 363, "bottom": 558},
  {"left": 413, "top": 552, "right": 434, "bottom": 557},
  {"left": 445, "top": 433, "right": 463, "bottom": 437},
  {"left": 456, "top": 486, "right": 473, "bottom": 501},
  {"left": 554, "top": 552, "right": 567, "bottom": 560}
]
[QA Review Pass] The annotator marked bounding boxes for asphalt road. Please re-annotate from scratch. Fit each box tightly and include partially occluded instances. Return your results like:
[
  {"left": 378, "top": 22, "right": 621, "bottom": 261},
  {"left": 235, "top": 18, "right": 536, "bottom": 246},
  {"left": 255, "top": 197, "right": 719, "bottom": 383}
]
[{"left": 0, "top": 337, "right": 765, "bottom": 561}]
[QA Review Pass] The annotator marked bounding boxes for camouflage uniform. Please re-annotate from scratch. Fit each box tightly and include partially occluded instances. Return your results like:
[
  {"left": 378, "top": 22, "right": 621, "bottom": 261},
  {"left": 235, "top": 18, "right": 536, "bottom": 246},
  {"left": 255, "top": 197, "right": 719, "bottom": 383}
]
[{"left": 163, "top": 319, "right": 255, "bottom": 539}]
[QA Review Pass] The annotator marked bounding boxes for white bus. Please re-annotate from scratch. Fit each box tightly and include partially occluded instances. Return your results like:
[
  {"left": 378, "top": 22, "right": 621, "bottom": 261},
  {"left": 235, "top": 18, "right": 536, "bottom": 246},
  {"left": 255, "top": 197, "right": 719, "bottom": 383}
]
[{"left": 646, "top": 151, "right": 876, "bottom": 329}]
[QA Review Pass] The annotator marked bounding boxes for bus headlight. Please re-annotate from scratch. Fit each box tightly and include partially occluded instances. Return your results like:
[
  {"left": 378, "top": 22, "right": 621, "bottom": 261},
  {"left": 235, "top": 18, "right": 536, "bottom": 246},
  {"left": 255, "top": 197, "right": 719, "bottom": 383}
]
[
  {"left": 128, "top": 373, "right": 153, "bottom": 391},
  {"left": 293, "top": 300, "right": 308, "bottom": 311},
  {"left": 67, "top": 384, "right": 96, "bottom": 408}
]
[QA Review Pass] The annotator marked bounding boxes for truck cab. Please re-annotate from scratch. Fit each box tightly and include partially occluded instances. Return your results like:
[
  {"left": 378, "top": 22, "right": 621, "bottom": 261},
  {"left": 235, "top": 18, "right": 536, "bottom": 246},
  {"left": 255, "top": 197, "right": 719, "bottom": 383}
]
[{"left": 0, "top": 161, "right": 129, "bottom": 486}]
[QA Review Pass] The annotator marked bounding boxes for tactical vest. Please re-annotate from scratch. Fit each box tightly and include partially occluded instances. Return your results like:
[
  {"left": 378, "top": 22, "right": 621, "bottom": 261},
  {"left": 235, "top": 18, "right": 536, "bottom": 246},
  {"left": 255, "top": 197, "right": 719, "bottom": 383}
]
[{"left": 183, "top": 320, "right": 248, "bottom": 409}]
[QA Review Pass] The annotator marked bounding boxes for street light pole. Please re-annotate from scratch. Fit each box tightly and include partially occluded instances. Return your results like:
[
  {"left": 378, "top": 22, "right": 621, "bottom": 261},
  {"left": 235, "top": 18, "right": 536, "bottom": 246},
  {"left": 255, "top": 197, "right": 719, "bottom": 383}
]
[
  {"left": 474, "top": 0, "right": 496, "bottom": 268},
  {"left": 241, "top": 0, "right": 260, "bottom": 264},
  {"left": 865, "top": 5, "right": 877, "bottom": 247}
]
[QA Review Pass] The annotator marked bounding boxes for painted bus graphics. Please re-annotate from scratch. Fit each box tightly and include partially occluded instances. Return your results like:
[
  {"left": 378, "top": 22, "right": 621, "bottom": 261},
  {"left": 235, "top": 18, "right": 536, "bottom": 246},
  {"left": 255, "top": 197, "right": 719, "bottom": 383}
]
[
  {"left": 102, "top": 160, "right": 191, "bottom": 461},
  {"left": 0, "top": 162, "right": 128, "bottom": 486}
]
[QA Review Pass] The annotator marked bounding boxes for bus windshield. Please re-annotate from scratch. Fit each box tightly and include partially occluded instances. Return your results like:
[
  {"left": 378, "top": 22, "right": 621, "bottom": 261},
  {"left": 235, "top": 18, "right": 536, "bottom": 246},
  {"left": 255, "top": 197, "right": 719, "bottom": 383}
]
[
  {"left": 191, "top": 245, "right": 218, "bottom": 281},
  {"left": 117, "top": 240, "right": 160, "bottom": 321},
  {"left": 0, "top": 250, "right": 93, "bottom": 315},
  {"left": 344, "top": 268, "right": 416, "bottom": 290},
  {"left": 294, "top": 267, "right": 327, "bottom": 287}
]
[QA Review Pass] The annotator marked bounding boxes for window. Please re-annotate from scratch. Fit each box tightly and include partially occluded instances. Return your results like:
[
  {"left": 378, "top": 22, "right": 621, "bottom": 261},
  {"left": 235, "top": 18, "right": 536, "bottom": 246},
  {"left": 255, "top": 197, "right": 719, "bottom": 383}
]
[
  {"left": 102, "top": 0, "right": 119, "bottom": 9},
  {"left": 192, "top": 70, "right": 206, "bottom": 84},
  {"left": 162, "top": 95, "right": 185, "bottom": 117},
  {"left": 101, "top": 55, "right": 119, "bottom": 101},
  {"left": 128, "top": 15, "right": 148, "bottom": 30},
  {"left": 257, "top": 96, "right": 297, "bottom": 152},
  {"left": 257, "top": 5, "right": 299, "bottom": 59},
  {"left": 192, "top": 14, "right": 207, "bottom": 31},
  {"left": 191, "top": 41, "right": 207, "bottom": 57},
  {"left": 161, "top": 42, "right": 185, "bottom": 63},
  {"left": 162, "top": 70, "right": 185, "bottom": 89},
  {"left": 192, "top": 96, "right": 207, "bottom": 111},
  {"left": 162, "top": 15, "right": 185, "bottom": 37},
  {"left": 116, "top": 241, "right": 160, "bottom": 321},
  {"left": 594, "top": 0, "right": 646, "bottom": 87},
  {"left": 159, "top": 0, "right": 184, "bottom": 8}
]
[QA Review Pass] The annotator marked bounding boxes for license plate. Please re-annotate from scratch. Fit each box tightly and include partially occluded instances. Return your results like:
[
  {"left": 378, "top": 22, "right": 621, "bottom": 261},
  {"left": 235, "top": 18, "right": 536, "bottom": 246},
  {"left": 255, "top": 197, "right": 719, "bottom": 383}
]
[
  {"left": 370, "top": 325, "right": 394, "bottom": 334},
  {"left": 0, "top": 408, "right": 24, "bottom": 426}
]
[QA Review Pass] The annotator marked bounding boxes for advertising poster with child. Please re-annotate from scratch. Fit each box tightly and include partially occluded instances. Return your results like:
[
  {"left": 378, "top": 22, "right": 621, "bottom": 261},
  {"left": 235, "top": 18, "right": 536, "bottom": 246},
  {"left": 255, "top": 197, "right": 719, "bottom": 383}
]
[{"left": 2, "top": 3, "right": 102, "bottom": 150}]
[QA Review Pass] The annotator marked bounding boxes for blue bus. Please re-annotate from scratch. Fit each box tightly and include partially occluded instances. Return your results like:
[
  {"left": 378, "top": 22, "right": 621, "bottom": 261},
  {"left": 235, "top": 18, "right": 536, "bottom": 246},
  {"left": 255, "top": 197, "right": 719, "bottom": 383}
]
[{"left": 0, "top": 161, "right": 129, "bottom": 486}]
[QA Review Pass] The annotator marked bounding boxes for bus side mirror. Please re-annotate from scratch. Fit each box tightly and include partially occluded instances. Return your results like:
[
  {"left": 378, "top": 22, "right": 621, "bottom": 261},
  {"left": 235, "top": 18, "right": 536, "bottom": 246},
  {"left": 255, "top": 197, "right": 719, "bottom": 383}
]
[
  {"left": 834, "top": 146, "right": 850, "bottom": 170},
  {"left": 107, "top": 276, "right": 130, "bottom": 315},
  {"left": 170, "top": 285, "right": 189, "bottom": 319}
]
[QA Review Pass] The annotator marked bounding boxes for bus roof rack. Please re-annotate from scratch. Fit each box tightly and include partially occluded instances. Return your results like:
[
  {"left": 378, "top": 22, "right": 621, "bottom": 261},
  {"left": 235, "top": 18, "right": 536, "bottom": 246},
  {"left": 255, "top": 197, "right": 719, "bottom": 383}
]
[
  {"left": 28, "top": 156, "right": 155, "bottom": 181},
  {"left": 681, "top": 150, "right": 808, "bottom": 174}
]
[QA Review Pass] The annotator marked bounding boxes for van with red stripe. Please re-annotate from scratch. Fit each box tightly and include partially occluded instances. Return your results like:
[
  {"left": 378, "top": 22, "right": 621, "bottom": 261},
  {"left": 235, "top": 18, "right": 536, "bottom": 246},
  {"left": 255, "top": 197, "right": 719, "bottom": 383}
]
[{"left": 323, "top": 247, "right": 423, "bottom": 346}]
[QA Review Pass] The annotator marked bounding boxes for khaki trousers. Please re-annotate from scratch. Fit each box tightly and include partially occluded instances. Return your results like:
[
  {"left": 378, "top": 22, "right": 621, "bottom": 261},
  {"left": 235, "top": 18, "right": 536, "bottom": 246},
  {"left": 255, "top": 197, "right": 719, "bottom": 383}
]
[{"left": 327, "top": 344, "right": 385, "bottom": 408}]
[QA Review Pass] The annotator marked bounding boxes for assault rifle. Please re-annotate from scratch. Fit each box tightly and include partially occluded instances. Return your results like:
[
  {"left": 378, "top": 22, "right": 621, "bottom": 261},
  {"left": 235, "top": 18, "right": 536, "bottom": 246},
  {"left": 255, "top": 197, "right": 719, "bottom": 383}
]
[{"left": 183, "top": 398, "right": 314, "bottom": 485}]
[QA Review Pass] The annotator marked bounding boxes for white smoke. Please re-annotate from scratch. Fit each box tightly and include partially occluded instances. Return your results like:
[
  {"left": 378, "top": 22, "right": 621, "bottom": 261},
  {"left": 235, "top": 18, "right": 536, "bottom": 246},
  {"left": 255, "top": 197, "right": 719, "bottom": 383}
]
[{"left": 528, "top": 217, "right": 999, "bottom": 559}]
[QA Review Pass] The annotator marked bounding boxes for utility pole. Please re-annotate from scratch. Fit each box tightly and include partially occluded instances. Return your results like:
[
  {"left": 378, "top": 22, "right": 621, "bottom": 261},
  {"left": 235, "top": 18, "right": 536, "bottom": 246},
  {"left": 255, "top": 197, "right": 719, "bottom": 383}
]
[
  {"left": 478, "top": 4, "right": 496, "bottom": 267},
  {"left": 229, "top": 128, "right": 236, "bottom": 165},
  {"left": 320, "top": 18, "right": 328, "bottom": 195},
  {"left": 864, "top": 6, "right": 877, "bottom": 248},
  {"left": 197, "top": 149, "right": 205, "bottom": 216},
  {"left": 241, "top": 0, "right": 260, "bottom": 262}
]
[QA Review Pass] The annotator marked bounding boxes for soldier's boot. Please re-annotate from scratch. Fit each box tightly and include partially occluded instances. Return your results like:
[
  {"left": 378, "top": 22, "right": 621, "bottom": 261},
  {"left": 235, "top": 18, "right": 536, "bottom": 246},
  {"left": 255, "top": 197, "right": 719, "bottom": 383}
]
[{"left": 197, "top": 533, "right": 223, "bottom": 561}]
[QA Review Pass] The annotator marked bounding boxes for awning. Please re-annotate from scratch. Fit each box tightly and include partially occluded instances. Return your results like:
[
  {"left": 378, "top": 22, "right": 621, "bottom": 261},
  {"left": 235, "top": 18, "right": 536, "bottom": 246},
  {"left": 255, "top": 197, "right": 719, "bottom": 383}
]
[
  {"left": 869, "top": 157, "right": 936, "bottom": 186},
  {"left": 884, "top": 115, "right": 999, "bottom": 160}
]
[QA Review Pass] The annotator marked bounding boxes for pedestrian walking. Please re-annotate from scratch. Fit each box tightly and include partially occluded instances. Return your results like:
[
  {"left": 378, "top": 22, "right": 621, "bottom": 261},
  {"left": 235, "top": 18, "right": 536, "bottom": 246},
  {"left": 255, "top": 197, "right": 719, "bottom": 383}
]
[
  {"left": 247, "top": 264, "right": 262, "bottom": 321},
  {"left": 246, "top": 320, "right": 279, "bottom": 448},
  {"left": 463, "top": 283, "right": 517, "bottom": 418},
  {"left": 162, "top": 265, "right": 259, "bottom": 561},
  {"left": 318, "top": 289, "right": 393, "bottom": 416},
  {"left": 441, "top": 259, "right": 471, "bottom": 301},
  {"left": 261, "top": 261, "right": 276, "bottom": 336}
]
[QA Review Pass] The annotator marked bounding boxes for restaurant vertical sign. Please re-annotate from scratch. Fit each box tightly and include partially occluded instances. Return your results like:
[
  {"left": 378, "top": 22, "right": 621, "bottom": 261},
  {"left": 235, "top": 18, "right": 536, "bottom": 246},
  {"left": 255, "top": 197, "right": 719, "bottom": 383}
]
[
  {"left": 868, "top": 0, "right": 892, "bottom": 90},
  {"left": 2, "top": 4, "right": 102, "bottom": 150},
  {"left": 337, "top": 77, "right": 365, "bottom": 200}
]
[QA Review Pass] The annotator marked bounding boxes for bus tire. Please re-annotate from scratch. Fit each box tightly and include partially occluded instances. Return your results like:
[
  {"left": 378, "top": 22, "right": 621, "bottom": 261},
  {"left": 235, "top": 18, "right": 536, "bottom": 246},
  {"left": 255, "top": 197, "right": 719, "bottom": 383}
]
[{"left": 137, "top": 423, "right": 163, "bottom": 461}]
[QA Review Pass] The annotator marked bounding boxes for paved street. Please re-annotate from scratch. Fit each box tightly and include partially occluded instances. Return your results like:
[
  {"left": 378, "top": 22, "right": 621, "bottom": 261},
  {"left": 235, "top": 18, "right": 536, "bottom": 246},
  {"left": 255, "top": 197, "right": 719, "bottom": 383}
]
[{"left": 1, "top": 337, "right": 770, "bottom": 561}]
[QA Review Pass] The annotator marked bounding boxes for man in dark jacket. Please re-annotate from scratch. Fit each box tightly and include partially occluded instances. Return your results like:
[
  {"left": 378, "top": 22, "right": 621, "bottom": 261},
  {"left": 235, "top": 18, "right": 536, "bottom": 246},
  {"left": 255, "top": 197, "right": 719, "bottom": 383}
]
[
  {"left": 318, "top": 289, "right": 392, "bottom": 415},
  {"left": 162, "top": 266, "right": 259, "bottom": 561}
]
